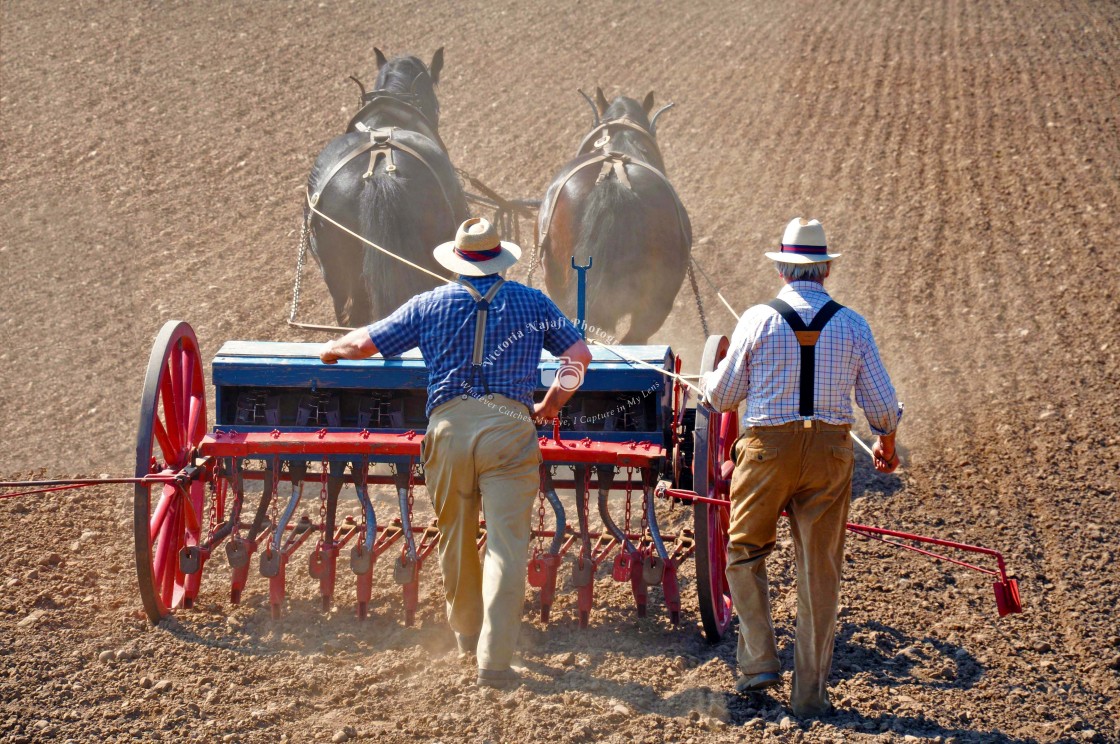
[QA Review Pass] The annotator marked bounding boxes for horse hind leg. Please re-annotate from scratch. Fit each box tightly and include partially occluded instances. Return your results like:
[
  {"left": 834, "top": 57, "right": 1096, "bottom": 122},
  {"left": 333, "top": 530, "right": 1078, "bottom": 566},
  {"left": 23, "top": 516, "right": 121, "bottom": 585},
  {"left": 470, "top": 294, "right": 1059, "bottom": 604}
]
[
  {"left": 619, "top": 303, "right": 670, "bottom": 345},
  {"left": 312, "top": 229, "right": 367, "bottom": 327}
]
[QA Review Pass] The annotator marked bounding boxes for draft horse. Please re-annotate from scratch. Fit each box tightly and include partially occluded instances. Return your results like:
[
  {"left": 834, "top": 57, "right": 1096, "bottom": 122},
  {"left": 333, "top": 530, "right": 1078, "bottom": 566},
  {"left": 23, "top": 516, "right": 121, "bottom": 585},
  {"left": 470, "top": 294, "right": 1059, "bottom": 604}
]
[
  {"left": 536, "top": 88, "right": 691, "bottom": 344},
  {"left": 306, "top": 48, "right": 469, "bottom": 327}
]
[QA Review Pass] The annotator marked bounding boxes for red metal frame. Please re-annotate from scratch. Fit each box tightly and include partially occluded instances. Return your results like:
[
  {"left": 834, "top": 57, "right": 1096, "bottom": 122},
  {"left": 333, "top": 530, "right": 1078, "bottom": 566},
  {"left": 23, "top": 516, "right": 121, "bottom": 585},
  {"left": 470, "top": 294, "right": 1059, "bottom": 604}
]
[
  {"left": 199, "top": 429, "right": 665, "bottom": 467},
  {"left": 657, "top": 484, "right": 1022, "bottom": 617},
  {"left": 2, "top": 426, "right": 1021, "bottom": 621}
]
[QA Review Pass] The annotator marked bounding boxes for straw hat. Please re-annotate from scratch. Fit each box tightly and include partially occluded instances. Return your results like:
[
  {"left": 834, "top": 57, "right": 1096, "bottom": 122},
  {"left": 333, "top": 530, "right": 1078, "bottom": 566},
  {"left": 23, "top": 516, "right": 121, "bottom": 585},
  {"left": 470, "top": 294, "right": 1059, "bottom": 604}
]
[
  {"left": 434, "top": 217, "right": 522, "bottom": 276},
  {"left": 764, "top": 217, "right": 842, "bottom": 264}
]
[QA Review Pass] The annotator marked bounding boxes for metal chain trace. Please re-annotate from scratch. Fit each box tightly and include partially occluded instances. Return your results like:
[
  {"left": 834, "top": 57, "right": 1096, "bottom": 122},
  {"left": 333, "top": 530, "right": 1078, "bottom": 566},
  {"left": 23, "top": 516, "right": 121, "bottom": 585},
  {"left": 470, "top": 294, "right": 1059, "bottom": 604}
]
[{"left": 289, "top": 213, "right": 312, "bottom": 324}]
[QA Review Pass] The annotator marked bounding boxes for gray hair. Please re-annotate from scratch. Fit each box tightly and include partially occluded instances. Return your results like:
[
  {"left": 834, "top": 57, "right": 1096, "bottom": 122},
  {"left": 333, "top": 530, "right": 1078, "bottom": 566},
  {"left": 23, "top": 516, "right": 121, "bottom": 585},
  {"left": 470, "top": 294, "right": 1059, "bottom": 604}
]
[{"left": 776, "top": 261, "right": 830, "bottom": 283}]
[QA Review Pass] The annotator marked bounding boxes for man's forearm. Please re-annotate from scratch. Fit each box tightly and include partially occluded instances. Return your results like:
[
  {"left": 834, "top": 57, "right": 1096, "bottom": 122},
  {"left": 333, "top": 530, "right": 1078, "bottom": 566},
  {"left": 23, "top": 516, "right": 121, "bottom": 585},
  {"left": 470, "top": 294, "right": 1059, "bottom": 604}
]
[
  {"left": 533, "top": 340, "right": 592, "bottom": 421},
  {"left": 320, "top": 327, "right": 379, "bottom": 363}
]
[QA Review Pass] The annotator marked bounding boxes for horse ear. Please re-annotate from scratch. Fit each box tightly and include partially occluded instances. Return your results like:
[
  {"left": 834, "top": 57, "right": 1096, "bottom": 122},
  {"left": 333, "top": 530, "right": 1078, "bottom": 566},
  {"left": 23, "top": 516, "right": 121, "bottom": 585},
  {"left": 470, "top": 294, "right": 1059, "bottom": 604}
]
[
  {"left": 642, "top": 91, "right": 655, "bottom": 114},
  {"left": 595, "top": 87, "right": 609, "bottom": 115},
  {"left": 429, "top": 47, "right": 444, "bottom": 84},
  {"left": 375, "top": 47, "right": 388, "bottom": 70}
]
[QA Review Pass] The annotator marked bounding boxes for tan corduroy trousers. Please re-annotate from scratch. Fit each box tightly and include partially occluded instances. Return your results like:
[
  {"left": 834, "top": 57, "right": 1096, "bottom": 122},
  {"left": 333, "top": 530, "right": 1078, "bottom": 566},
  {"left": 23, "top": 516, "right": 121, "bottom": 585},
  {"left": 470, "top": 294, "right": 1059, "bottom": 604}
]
[
  {"left": 725, "top": 420, "right": 854, "bottom": 718},
  {"left": 422, "top": 395, "right": 541, "bottom": 672}
]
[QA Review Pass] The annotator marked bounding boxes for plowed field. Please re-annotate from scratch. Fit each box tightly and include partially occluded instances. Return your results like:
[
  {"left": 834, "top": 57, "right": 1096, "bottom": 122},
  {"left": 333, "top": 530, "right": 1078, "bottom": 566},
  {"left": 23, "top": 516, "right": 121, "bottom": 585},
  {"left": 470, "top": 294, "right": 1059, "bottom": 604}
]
[{"left": 1, "top": 1, "right": 1118, "bottom": 742}]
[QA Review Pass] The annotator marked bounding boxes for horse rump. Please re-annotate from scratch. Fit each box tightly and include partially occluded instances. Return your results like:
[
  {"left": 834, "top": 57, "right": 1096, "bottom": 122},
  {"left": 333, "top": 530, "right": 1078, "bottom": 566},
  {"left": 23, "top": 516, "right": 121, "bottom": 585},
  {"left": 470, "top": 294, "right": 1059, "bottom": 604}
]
[{"left": 550, "top": 175, "right": 688, "bottom": 344}]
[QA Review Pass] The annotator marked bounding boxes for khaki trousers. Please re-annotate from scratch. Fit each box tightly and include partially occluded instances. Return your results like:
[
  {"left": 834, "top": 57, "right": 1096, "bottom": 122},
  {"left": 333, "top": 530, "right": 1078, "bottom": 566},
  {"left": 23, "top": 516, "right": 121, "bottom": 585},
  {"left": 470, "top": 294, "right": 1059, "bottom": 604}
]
[
  {"left": 422, "top": 395, "right": 541, "bottom": 671},
  {"left": 725, "top": 420, "right": 854, "bottom": 718}
]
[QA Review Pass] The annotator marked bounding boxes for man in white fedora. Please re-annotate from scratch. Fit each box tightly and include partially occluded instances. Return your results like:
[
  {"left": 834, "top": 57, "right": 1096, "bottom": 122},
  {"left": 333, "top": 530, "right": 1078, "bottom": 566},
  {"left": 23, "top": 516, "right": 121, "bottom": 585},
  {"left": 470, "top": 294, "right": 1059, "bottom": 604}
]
[
  {"left": 701, "top": 217, "right": 903, "bottom": 718},
  {"left": 320, "top": 217, "right": 591, "bottom": 688}
]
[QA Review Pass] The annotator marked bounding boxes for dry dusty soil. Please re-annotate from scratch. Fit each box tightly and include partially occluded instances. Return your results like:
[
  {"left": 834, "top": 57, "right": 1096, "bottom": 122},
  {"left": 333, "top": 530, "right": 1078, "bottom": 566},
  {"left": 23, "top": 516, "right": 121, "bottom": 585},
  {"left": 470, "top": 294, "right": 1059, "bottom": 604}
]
[{"left": 1, "top": 0, "right": 1119, "bottom": 742}]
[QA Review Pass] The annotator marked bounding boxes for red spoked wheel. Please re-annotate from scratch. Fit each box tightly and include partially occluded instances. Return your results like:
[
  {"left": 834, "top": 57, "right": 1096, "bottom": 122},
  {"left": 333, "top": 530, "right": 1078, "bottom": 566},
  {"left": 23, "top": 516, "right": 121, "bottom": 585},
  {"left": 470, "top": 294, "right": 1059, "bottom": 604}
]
[
  {"left": 693, "top": 334, "right": 737, "bottom": 642},
  {"left": 134, "top": 321, "right": 208, "bottom": 623}
]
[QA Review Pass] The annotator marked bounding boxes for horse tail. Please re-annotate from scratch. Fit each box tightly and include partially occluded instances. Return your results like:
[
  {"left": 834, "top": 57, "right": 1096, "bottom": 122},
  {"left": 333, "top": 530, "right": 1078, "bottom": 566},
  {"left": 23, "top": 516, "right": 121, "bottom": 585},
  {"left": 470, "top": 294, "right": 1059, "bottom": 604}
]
[
  {"left": 572, "top": 178, "right": 644, "bottom": 333},
  {"left": 357, "top": 170, "right": 432, "bottom": 320}
]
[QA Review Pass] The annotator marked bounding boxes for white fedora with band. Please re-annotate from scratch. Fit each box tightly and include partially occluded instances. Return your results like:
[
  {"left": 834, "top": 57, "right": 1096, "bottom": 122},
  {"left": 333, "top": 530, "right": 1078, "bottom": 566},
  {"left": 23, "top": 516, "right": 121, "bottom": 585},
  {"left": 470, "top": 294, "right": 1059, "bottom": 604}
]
[
  {"left": 764, "top": 217, "right": 842, "bottom": 264},
  {"left": 434, "top": 217, "right": 522, "bottom": 276}
]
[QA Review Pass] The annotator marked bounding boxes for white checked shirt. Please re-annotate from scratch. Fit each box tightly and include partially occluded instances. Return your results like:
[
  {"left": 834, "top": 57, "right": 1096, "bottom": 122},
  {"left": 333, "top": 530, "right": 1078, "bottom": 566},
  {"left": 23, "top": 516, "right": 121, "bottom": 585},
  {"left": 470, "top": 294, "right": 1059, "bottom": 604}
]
[{"left": 702, "top": 281, "right": 902, "bottom": 435}]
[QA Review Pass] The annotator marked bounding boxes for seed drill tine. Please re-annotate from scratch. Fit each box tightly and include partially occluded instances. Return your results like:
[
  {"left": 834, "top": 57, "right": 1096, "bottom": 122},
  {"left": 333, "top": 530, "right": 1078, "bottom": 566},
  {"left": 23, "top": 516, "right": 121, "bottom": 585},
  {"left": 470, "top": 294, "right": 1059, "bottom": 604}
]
[
  {"left": 617, "top": 470, "right": 650, "bottom": 617},
  {"left": 274, "top": 461, "right": 308, "bottom": 554},
  {"left": 179, "top": 476, "right": 208, "bottom": 607},
  {"left": 391, "top": 466, "right": 421, "bottom": 624},
  {"left": 572, "top": 464, "right": 595, "bottom": 628},
  {"left": 641, "top": 468, "right": 680, "bottom": 622},
  {"left": 595, "top": 466, "right": 634, "bottom": 552},
  {"left": 247, "top": 459, "right": 276, "bottom": 544},
  {"left": 205, "top": 457, "right": 240, "bottom": 548},
  {"left": 350, "top": 459, "right": 376, "bottom": 619},
  {"left": 642, "top": 468, "right": 669, "bottom": 580},
  {"left": 351, "top": 460, "right": 378, "bottom": 563},
  {"left": 226, "top": 458, "right": 253, "bottom": 604},
  {"left": 392, "top": 467, "right": 418, "bottom": 572},
  {"left": 542, "top": 470, "right": 568, "bottom": 556},
  {"left": 312, "top": 461, "right": 346, "bottom": 612},
  {"left": 597, "top": 466, "right": 645, "bottom": 615},
  {"left": 263, "top": 461, "right": 306, "bottom": 619},
  {"left": 538, "top": 467, "right": 567, "bottom": 623}
]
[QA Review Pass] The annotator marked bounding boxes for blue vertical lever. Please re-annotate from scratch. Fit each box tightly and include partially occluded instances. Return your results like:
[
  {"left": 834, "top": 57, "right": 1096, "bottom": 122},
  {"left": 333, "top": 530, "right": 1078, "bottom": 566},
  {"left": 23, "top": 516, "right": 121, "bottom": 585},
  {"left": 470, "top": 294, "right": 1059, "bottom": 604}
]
[{"left": 570, "top": 255, "right": 593, "bottom": 339}]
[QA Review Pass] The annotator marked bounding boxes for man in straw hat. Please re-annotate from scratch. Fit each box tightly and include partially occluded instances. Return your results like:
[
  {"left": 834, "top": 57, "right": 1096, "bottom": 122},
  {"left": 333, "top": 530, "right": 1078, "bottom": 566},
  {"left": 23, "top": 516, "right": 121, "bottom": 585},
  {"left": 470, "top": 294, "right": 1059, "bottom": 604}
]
[
  {"left": 321, "top": 217, "right": 591, "bottom": 688},
  {"left": 701, "top": 217, "right": 903, "bottom": 718}
]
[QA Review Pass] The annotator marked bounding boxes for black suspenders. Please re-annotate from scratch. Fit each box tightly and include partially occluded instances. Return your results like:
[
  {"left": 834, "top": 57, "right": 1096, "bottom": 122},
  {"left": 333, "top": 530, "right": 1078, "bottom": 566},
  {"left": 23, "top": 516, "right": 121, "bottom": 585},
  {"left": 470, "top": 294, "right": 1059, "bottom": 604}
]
[
  {"left": 457, "top": 277, "right": 506, "bottom": 396},
  {"left": 765, "top": 298, "right": 844, "bottom": 419}
]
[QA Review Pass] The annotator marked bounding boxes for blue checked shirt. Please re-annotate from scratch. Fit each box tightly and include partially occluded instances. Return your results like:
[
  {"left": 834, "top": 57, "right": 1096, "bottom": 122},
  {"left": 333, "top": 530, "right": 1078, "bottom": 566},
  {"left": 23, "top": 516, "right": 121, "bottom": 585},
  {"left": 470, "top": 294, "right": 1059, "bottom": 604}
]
[
  {"left": 702, "top": 281, "right": 902, "bottom": 435},
  {"left": 367, "top": 275, "right": 584, "bottom": 416}
]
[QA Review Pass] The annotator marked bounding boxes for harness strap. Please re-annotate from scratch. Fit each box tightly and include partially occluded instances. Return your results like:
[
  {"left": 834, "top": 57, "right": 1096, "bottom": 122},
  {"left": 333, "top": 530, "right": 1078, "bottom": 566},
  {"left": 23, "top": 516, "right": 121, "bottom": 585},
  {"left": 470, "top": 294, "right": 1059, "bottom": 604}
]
[
  {"left": 347, "top": 94, "right": 450, "bottom": 153},
  {"left": 310, "top": 127, "right": 457, "bottom": 221},
  {"left": 457, "top": 277, "right": 506, "bottom": 395},
  {"left": 576, "top": 117, "right": 660, "bottom": 157},
  {"left": 538, "top": 150, "right": 686, "bottom": 248},
  {"left": 765, "top": 298, "right": 844, "bottom": 419}
]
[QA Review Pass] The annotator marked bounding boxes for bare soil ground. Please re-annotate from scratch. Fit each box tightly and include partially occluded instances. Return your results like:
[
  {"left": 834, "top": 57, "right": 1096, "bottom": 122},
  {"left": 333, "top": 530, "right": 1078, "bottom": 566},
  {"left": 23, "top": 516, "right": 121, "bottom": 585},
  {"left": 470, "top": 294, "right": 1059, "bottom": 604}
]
[{"left": 2, "top": 0, "right": 1119, "bottom": 742}]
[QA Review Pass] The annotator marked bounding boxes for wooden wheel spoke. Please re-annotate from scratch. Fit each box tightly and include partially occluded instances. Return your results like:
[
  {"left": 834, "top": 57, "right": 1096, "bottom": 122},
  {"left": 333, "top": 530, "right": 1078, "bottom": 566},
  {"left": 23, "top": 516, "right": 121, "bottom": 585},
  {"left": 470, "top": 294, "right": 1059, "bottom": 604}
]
[
  {"left": 170, "top": 499, "right": 187, "bottom": 609},
  {"left": 152, "top": 493, "right": 180, "bottom": 598},
  {"left": 161, "top": 504, "right": 180, "bottom": 607},
  {"left": 151, "top": 416, "right": 175, "bottom": 466},
  {"left": 158, "top": 369, "right": 183, "bottom": 456},
  {"left": 186, "top": 390, "right": 203, "bottom": 449},
  {"left": 180, "top": 484, "right": 202, "bottom": 534},
  {"left": 180, "top": 346, "right": 198, "bottom": 437},
  {"left": 149, "top": 484, "right": 178, "bottom": 545},
  {"left": 170, "top": 342, "right": 186, "bottom": 441}
]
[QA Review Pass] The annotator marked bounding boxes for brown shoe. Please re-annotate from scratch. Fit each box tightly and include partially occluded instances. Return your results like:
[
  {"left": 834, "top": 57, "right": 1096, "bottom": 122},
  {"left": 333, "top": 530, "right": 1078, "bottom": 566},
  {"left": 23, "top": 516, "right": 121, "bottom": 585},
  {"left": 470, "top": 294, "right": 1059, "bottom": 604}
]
[
  {"left": 734, "top": 672, "right": 781, "bottom": 693},
  {"left": 477, "top": 667, "right": 521, "bottom": 689}
]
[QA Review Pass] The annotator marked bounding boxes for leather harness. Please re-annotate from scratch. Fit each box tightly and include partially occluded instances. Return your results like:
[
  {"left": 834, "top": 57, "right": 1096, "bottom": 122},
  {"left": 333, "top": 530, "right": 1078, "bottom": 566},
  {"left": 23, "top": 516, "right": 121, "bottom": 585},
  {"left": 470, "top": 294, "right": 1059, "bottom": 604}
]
[
  {"left": 537, "top": 141, "right": 690, "bottom": 249},
  {"left": 307, "top": 126, "right": 458, "bottom": 221},
  {"left": 575, "top": 117, "right": 661, "bottom": 157},
  {"left": 765, "top": 298, "right": 845, "bottom": 423},
  {"left": 346, "top": 94, "right": 449, "bottom": 154}
]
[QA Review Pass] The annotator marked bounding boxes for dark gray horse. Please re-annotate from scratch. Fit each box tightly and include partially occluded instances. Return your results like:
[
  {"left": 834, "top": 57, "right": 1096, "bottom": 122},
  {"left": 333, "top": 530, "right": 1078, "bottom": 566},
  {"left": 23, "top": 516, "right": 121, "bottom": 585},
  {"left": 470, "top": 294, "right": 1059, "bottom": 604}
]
[
  {"left": 306, "top": 48, "right": 469, "bottom": 327},
  {"left": 536, "top": 89, "right": 691, "bottom": 344}
]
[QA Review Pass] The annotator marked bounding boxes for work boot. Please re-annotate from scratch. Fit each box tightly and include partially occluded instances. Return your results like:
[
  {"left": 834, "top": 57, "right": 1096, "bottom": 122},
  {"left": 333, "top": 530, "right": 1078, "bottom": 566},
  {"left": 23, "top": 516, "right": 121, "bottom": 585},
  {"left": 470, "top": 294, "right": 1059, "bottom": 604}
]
[
  {"left": 477, "top": 667, "right": 521, "bottom": 689},
  {"left": 734, "top": 671, "right": 781, "bottom": 693}
]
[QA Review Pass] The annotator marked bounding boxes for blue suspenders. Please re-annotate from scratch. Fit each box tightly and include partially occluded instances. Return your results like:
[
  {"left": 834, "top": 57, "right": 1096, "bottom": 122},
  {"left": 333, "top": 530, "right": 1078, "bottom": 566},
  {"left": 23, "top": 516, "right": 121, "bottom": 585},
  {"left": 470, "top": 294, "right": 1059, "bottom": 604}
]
[{"left": 457, "top": 277, "right": 506, "bottom": 397}]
